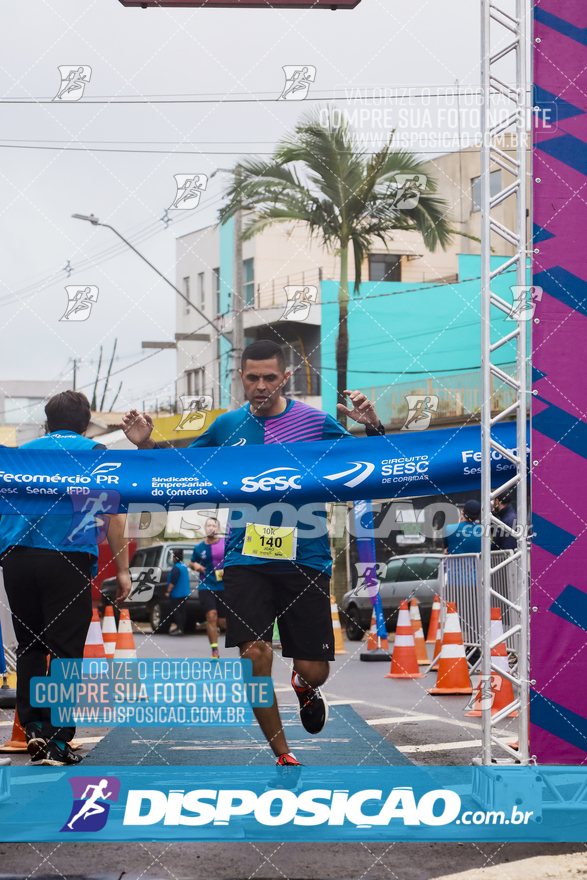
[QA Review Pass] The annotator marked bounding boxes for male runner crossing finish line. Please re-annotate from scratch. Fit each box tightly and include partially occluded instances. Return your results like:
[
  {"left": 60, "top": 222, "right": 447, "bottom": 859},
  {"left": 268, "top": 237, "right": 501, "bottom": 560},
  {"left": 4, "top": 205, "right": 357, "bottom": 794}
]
[{"left": 122, "top": 340, "right": 384, "bottom": 772}]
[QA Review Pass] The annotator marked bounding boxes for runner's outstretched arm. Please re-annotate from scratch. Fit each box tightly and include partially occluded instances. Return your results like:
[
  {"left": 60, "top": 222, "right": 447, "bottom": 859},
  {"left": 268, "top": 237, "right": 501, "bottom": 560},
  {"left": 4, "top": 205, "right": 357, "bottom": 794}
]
[{"left": 105, "top": 514, "right": 131, "bottom": 606}]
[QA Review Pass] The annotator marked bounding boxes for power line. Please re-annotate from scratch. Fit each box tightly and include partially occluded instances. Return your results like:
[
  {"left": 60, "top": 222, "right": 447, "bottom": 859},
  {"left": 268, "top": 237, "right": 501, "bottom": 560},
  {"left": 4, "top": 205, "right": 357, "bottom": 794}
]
[
  {"left": 0, "top": 193, "right": 225, "bottom": 308},
  {"left": 0, "top": 143, "right": 276, "bottom": 155},
  {"left": 0, "top": 139, "right": 281, "bottom": 144},
  {"left": 0, "top": 88, "right": 485, "bottom": 105},
  {"left": 320, "top": 359, "right": 517, "bottom": 375}
]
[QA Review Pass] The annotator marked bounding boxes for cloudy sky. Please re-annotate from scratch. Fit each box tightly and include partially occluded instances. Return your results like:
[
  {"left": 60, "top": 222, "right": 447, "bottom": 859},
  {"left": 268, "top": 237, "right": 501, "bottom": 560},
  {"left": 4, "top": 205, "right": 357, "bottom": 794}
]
[{"left": 0, "top": 0, "right": 484, "bottom": 413}]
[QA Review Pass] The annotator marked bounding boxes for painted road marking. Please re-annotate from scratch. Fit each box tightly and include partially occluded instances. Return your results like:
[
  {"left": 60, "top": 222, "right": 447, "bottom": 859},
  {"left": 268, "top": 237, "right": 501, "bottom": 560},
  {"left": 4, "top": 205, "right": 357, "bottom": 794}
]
[
  {"left": 168, "top": 745, "right": 321, "bottom": 751},
  {"left": 322, "top": 693, "right": 515, "bottom": 737},
  {"left": 398, "top": 739, "right": 517, "bottom": 754},
  {"left": 133, "top": 737, "right": 349, "bottom": 750},
  {"left": 366, "top": 715, "right": 440, "bottom": 726},
  {"left": 273, "top": 699, "right": 365, "bottom": 707},
  {"left": 12, "top": 773, "right": 66, "bottom": 785},
  {"left": 398, "top": 740, "right": 482, "bottom": 753},
  {"left": 328, "top": 700, "right": 366, "bottom": 706}
]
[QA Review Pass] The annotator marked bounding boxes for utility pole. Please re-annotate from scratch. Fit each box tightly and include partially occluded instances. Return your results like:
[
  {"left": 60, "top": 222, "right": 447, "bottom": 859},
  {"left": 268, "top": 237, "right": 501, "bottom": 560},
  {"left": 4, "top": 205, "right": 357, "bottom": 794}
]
[
  {"left": 230, "top": 164, "right": 245, "bottom": 410},
  {"left": 72, "top": 358, "right": 77, "bottom": 391}
]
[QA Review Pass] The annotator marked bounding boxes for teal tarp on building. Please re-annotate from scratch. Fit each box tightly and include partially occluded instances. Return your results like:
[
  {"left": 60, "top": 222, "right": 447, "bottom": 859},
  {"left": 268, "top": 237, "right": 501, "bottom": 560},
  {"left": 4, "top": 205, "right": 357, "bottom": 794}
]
[{"left": 320, "top": 254, "right": 528, "bottom": 418}]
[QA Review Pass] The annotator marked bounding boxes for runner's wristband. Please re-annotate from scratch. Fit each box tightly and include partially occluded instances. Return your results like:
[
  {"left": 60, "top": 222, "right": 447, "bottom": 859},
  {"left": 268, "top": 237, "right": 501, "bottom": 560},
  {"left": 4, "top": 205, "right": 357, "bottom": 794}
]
[{"left": 364, "top": 421, "right": 386, "bottom": 436}]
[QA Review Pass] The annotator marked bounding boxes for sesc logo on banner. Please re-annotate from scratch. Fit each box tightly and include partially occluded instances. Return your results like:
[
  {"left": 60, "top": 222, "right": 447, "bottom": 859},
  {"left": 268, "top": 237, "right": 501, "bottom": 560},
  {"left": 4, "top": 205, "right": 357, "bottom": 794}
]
[{"left": 61, "top": 777, "right": 120, "bottom": 832}]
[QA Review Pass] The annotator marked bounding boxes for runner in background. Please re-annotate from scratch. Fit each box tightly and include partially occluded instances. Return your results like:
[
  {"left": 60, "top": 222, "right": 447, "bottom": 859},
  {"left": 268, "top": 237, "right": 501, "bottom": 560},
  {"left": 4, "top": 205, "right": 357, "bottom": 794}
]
[
  {"left": 122, "top": 340, "right": 384, "bottom": 776},
  {"left": 189, "top": 516, "right": 226, "bottom": 659},
  {"left": 165, "top": 550, "right": 190, "bottom": 637}
]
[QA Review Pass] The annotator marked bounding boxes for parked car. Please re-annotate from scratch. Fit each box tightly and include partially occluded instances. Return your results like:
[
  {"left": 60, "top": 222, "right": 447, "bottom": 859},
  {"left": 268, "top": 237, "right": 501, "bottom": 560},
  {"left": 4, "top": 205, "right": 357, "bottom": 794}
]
[
  {"left": 340, "top": 554, "right": 443, "bottom": 641},
  {"left": 100, "top": 542, "right": 204, "bottom": 633}
]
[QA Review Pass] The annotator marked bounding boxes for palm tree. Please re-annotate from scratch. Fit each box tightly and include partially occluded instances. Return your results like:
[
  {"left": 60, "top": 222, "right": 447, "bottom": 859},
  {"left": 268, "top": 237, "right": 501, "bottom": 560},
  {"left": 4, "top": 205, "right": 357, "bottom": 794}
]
[{"left": 218, "top": 110, "right": 457, "bottom": 426}]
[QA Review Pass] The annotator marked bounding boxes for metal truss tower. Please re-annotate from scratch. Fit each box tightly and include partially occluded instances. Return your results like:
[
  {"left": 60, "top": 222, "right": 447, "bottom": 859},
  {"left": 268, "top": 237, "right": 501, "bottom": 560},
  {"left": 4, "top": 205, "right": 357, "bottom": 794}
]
[{"left": 479, "top": 0, "right": 531, "bottom": 764}]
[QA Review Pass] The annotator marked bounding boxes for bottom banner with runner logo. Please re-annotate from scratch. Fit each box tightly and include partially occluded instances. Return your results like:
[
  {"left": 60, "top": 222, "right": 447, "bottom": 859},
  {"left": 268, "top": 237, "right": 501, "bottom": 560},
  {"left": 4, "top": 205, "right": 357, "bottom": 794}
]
[{"left": 0, "top": 766, "right": 586, "bottom": 842}]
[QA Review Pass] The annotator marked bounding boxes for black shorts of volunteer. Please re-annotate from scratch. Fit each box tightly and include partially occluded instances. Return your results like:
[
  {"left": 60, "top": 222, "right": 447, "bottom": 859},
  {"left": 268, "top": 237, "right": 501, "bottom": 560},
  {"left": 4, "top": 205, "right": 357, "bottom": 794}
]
[
  {"left": 0, "top": 546, "right": 93, "bottom": 744},
  {"left": 198, "top": 588, "right": 228, "bottom": 617},
  {"left": 222, "top": 563, "right": 335, "bottom": 661}
]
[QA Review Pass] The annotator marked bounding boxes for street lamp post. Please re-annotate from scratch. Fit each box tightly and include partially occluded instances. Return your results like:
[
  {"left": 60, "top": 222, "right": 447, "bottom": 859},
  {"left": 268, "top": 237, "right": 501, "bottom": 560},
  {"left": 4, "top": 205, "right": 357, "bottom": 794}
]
[{"left": 71, "top": 213, "right": 232, "bottom": 347}]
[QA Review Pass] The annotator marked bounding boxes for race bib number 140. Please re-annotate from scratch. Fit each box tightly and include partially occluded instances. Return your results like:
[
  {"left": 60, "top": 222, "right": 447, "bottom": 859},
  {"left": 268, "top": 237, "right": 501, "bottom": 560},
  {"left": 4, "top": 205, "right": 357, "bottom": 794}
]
[{"left": 242, "top": 523, "right": 298, "bottom": 560}]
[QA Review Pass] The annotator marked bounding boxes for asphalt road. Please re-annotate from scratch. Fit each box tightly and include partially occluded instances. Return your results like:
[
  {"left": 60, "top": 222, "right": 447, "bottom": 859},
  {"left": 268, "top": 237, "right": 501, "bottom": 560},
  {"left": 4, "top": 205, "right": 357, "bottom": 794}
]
[
  {"left": 1, "top": 625, "right": 517, "bottom": 769},
  {"left": 0, "top": 626, "right": 581, "bottom": 879}
]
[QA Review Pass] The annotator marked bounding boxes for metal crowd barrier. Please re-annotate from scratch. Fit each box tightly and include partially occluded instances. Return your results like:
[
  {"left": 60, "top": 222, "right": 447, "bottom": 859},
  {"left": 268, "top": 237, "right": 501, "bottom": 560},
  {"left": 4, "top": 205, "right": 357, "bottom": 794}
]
[{"left": 438, "top": 551, "right": 517, "bottom": 668}]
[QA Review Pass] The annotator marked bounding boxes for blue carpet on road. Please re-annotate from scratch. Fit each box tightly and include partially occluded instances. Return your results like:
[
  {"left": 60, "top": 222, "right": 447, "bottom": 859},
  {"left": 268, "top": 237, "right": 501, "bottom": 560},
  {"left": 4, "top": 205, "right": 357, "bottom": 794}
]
[{"left": 83, "top": 704, "right": 412, "bottom": 766}]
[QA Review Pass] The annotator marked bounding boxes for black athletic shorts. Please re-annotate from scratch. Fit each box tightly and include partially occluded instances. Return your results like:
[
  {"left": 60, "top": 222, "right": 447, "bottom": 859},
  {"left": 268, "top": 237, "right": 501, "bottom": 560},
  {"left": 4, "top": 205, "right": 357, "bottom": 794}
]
[
  {"left": 198, "top": 589, "right": 228, "bottom": 617},
  {"left": 222, "top": 563, "right": 334, "bottom": 661}
]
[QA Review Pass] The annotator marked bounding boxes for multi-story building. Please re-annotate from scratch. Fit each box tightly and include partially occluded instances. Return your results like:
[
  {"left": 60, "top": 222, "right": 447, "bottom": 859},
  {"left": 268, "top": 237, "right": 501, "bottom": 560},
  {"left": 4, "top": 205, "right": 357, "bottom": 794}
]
[
  {"left": 0, "top": 380, "right": 72, "bottom": 446},
  {"left": 174, "top": 135, "right": 528, "bottom": 417}
]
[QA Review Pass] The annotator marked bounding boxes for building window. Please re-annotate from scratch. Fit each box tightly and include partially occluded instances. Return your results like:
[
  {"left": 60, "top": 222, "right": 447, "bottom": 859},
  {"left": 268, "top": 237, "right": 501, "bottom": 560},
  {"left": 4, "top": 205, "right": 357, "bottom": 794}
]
[
  {"left": 243, "top": 258, "right": 254, "bottom": 308},
  {"left": 198, "top": 272, "right": 205, "bottom": 309},
  {"left": 213, "top": 268, "right": 220, "bottom": 315},
  {"left": 186, "top": 368, "right": 204, "bottom": 396},
  {"left": 2, "top": 397, "right": 45, "bottom": 425},
  {"left": 471, "top": 170, "right": 502, "bottom": 211},
  {"left": 283, "top": 343, "right": 319, "bottom": 396},
  {"left": 183, "top": 277, "right": 191, "bottom": 314},
  {"left": 368, "top": 254, "right": 401, "bottom": 282}
]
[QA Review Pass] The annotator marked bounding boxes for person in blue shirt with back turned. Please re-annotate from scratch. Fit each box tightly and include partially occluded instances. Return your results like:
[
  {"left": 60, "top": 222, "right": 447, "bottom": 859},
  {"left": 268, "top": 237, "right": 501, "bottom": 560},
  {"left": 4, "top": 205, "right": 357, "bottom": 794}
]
[
  {"left": 122, "top": 339, "right": 384, "bottom": 776},
  {"left": 189, "top": 516, "right": 226, "bottom": 660},
  {"left": 0, "top": 390, "right": 131, "bottom": 766},
  {"left": 165, "top": 549, "right": 191, "bottom": 637},
  {"left": 444, "top": 499, "right": 482, "bottom": 554}
]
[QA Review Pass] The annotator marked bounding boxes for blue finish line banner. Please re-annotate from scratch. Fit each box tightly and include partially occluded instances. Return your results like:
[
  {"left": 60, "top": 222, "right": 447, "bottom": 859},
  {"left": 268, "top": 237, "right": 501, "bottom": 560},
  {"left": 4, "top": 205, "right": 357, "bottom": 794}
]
[
  {"left": 0, "top": 422, "right": 524, "bottom": 514},
  {"left": 0, "top": 766, "right": 584, "bottom": 842}
]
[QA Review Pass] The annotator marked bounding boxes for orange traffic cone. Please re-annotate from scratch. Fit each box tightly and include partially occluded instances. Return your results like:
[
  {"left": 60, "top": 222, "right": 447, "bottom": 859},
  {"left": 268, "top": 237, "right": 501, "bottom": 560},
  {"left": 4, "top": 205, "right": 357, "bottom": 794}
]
[
  {"left": 409, "top": 599, "right": 429, "bottom": 666},
  {"left": 330, "top": 596, "right": 347, "bottom": 655},
  {"left": 426, "top": 595, "right": 441, "bottom": 643},
  {"left": 466, "top": 607, "right": 518, "bottom": 717},
  {"left": 102, "top": 606, "right": 118, "bottom": 659},
  {"left": 0, "top": 707, "right": 27, "bottom": 752},
  {"left": 0, "top": 706, "right": 83, "bottom": 753},
  {"left": 84, "top": 609, "right": 106, "bottom": 659},
  {"left": 427, "top": 602, "right": 472, "bottom": 694},
  {"left": 114, "top": 609, "right": 137, "bottom": 659},
  {"left": 1, "top": 657, "right": 50, "bottom": 753},
  {"left": 385, "top": 601, "right": 425, "bottom": 679},
  {"left": 361, "top": 612, "right": 391, "bottom": 662}
]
